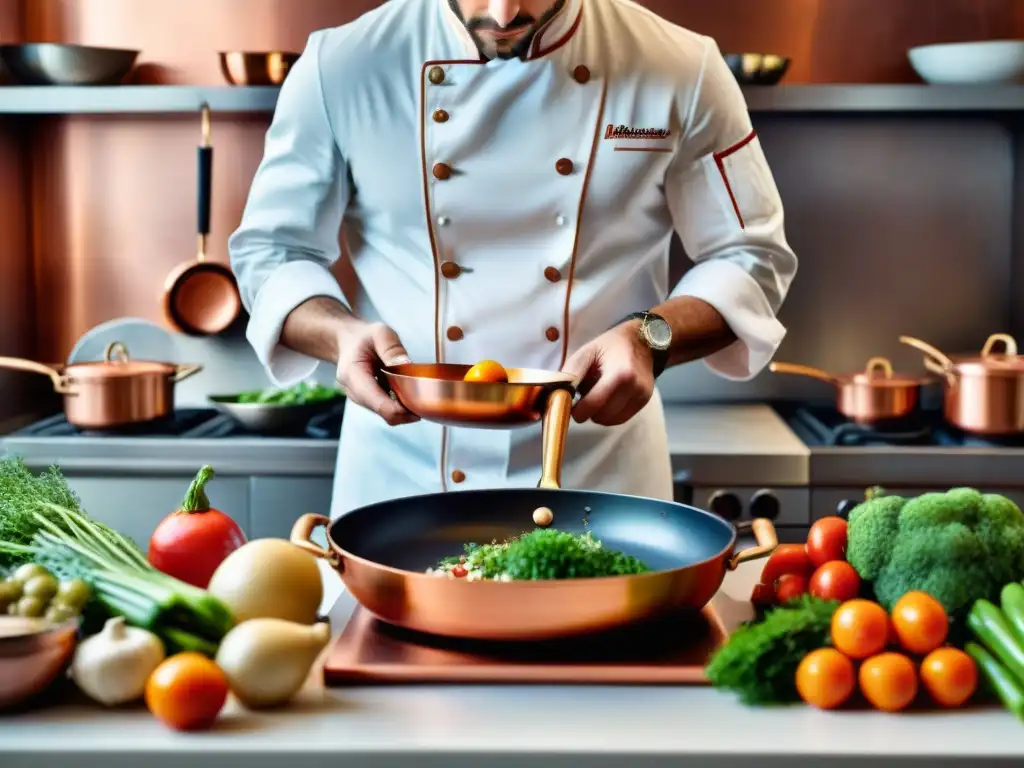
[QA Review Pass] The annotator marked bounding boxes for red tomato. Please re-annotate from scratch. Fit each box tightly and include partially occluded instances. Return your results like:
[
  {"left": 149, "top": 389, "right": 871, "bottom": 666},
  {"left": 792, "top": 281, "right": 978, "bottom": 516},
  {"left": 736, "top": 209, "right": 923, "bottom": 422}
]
[
  {"left": 750, "top": 582, "right": 775, "bottom": 605},
  {"left": 809, "top": 561, "right": 861, "bottom": 602},
  {"left": 775, "top": 573, "right": 808, "bottom": 603},
  {"left": 148, "top": 466, "right": 246, "bottom": 588},
  {"left": 452, "top": 564, "right": 468, "bottom": 578},
  {"left": 759, "top": 544, "right": 814, "bottom": 588},
  {"left": 806, "top": 516, "right": 848, "bottom": 567}
]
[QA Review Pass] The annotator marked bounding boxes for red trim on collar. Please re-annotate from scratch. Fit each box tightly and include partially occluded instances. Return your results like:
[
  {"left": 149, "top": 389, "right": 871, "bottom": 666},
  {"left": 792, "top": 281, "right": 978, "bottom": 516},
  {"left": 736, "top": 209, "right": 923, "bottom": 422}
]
[{"left": 530, "top": 4, "right": 583, "bottom": 60}]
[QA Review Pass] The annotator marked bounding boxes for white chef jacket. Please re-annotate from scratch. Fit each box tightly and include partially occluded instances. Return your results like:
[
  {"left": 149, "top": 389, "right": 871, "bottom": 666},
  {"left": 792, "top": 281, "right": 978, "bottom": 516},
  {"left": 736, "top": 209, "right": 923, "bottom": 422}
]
[{"left": 229, "top": 0, "right": 797, "bottom": 517}]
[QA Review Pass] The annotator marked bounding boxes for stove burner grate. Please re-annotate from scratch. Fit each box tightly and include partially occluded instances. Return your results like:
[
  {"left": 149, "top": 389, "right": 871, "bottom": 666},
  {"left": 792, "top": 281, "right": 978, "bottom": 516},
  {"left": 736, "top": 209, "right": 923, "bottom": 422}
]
[{"left": 785, "top": 406, "right": 934, "bottom": 447}]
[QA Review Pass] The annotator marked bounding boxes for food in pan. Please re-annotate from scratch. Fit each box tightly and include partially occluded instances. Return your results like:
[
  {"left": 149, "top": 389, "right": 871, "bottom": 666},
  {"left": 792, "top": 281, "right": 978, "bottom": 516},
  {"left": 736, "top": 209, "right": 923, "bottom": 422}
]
[
  {"left": 426, "top": 529, "right": 651, "bottom": 581},
  {"left": 532, "top": 506, "right": 554, "bottom": 527},
  {"left": 227, "top": 381, "right": 343, "bottom": 406},
  {"left": 462, "top": 359, "right": 509, "bottom": 383}
]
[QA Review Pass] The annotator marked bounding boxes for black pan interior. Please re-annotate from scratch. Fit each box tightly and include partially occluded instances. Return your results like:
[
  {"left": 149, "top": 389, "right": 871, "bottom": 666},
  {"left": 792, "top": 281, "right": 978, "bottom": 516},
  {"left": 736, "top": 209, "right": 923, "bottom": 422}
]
[{"left": 328, "top": 488, "right": 735, "bottom": 574}]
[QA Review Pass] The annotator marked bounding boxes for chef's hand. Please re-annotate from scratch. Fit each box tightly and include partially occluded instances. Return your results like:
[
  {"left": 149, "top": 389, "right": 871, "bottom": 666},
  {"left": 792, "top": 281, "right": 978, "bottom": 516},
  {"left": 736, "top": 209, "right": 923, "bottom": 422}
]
[
  {"left": 561, "top": 321, "right": 655, "bottom": 427},
  {"left": 335, "top": 321, "right": 419, "bottom": 426}
]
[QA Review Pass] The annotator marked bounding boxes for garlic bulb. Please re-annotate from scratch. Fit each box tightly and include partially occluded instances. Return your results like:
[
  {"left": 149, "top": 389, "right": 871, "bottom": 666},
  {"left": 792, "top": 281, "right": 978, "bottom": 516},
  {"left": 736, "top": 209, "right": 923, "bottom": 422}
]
[
  {"left": 71, "top": 617, "right": 165, "bottom": 706},
  {"left": 215, "top": 618, "right": 331, "bottom": 708}
]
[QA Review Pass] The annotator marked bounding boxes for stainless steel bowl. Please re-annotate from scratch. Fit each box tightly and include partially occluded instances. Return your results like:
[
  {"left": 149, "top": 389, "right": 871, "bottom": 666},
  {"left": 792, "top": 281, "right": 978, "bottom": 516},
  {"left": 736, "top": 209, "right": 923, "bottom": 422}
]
[
  {"left": 723, "top": 53, "right": 791, "bottom": 86},
  {"left": 219, "top": 51, "right": 300, "bottom": 86},
  {"left": 209, "top": 394, "right": 345, "bottom": 435},
  {"left": 0, "top": 43, "right": 139, "bottom": 86}
]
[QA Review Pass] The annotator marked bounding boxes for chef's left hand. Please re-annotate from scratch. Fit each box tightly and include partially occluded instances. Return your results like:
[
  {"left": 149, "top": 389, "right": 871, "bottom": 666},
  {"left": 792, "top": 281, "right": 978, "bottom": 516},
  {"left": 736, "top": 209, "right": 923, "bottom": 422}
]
[{"left": 561, "top": 321, "right": 655, "bottom": 426}]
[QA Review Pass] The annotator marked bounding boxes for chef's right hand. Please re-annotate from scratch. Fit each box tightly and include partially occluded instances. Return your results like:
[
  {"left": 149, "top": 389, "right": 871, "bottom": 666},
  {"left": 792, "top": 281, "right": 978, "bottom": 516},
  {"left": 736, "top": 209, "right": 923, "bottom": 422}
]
[{"left": 335, "top": 321, "right": 419, "bottom": 426}]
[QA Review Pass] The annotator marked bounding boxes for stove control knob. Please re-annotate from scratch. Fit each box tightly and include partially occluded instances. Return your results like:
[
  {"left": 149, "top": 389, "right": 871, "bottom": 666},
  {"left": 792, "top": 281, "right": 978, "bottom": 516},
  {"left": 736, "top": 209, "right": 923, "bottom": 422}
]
[
  {"left": 708, "top": 491, "right": 742, "bottom": 521},
  {"left": 750, "top": 489, "right": 780, "bottom": 520},
  {"left": 835, "top": 499, "right": 859, "bottom": 519}
]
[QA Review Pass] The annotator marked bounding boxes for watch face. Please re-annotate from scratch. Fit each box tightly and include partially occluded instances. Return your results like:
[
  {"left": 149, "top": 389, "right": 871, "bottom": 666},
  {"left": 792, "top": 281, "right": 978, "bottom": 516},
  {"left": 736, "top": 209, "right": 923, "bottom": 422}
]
[{"left": 644, "top": 316, "right": 672, "bottom": 350}]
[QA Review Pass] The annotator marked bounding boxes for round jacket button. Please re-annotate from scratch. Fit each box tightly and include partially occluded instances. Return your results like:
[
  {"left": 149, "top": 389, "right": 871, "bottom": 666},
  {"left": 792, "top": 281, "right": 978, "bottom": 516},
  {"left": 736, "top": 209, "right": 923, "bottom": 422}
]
[
  {"left": 555, "top": 158, "right": 574, "bottom": 175},
  {"left": 433, "top": 162, "right": 452, "bottom": 180},
  {"left": 451, "top": 469, "right": 466, "bottom": 483},
  {"left": 544, "top": 266, "right": 561, "bottom": 282},
  {"left": 545, "top": 327, "right": 560, "bottom": 342},
  {"left": 432, "top": 108, "right": 449, "bottom": 123},
  {"left": 446, "top": 326, "right": 464, "bottom": 341},
  {"left": 428, "top": 66, "right": 445, "bottom": 85},
  {"left": 573, "top": 65, "right": 591, "bottom": 84},
  {"left": 437, "top": 215, "right": 450, "bottom": 226},
  {"left": 440, "top": 261, "right": 461, "bottom": 279}
]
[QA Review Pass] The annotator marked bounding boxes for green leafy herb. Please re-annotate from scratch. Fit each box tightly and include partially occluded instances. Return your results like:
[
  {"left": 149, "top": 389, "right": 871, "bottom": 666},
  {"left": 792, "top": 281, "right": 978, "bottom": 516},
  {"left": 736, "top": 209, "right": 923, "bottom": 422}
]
[
  {"left": 232, "top": 381, "right": 343, "bottom": 406},
  {"left": 705, "top": 595, "right": 839, "bottom": 705}
]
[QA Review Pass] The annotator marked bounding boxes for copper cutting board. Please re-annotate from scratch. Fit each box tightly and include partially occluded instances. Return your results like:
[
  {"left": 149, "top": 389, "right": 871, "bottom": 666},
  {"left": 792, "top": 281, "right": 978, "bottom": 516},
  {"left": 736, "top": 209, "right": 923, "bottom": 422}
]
[{"left": 324, "top": 594, "right": 750, "bottom": 686}]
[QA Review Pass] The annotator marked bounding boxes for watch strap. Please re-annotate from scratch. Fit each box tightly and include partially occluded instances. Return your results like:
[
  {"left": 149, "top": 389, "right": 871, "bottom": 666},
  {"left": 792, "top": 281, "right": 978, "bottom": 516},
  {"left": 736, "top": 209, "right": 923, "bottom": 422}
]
[{"left": 622, "top": 311, "right": 669, "bottom": 378}]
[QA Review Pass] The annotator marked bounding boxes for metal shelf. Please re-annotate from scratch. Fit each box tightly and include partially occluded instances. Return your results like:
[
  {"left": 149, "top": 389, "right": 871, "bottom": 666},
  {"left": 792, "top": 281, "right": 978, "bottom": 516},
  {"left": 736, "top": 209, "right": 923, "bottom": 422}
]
[
  {"left": 0, "top": 84, "right": 1022, "bottom": 115},
  {"left": 0, "top": 85, "right": 280, "bottom": 114}
]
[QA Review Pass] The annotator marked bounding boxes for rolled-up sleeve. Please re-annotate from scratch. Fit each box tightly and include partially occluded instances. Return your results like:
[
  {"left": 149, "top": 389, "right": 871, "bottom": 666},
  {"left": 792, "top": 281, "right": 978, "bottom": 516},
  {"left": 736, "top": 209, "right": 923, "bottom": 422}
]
[
  {"left": 665, "top": 38, "right": 797, "bottom": 381},
  {"left": 229, "top": 30, "right": 351, "bottom": 386}
]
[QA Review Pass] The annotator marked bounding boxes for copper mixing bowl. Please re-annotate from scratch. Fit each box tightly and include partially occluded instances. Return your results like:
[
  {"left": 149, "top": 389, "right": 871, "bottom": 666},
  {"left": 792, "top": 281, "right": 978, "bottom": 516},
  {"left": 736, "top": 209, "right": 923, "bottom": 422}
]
[
  {"left": 382, "top": 363, "right": 578, "bottom": 429},
  {"left": 0, "top": 617, "right": 78, "bottom": 710},
  {"left": 219, "top": 51, "right": 300, "bottom": 86}
]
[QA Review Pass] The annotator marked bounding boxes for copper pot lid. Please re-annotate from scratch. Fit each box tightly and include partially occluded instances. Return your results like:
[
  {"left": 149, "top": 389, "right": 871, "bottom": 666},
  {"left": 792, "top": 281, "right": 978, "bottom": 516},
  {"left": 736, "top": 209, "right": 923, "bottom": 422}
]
[
  {"left": 769, "top": 356, "right": 927, "bottom": 387},
  {"left": 63, "top": 341, "right": 179, "bottom": 379},
  {"left": 900, "top": 334, "right": 1024, "bottom": 377}
]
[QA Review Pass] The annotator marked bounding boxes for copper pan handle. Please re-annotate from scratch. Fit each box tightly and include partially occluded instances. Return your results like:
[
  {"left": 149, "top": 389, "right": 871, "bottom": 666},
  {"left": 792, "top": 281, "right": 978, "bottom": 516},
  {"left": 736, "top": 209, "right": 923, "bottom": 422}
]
[
  {"left": 728, "top": 518, "right": 778, "bottom": 570},
  {"left": 290, "top": 513, "right": 341, "bottom": 569},
  {"left": 0, "top": 356, "right": 73, "bottom": 394},
  {"left": 982, "top": 333, "right": 1018, "bottom": 357},
  {"left": 538, "top": 388, "right": 573, "bottom": 490},
  {"left": 767, "top": 361, "right": 836, "bottom": 385},
  {"left": 898, "top": 335, "right": 954, "bottom": 370},
  {"left": 172, "top": 364, "right": 204, "bottom": 383},
  {"left": 924, "top": 358, "right": 958, "bottom": 388}
]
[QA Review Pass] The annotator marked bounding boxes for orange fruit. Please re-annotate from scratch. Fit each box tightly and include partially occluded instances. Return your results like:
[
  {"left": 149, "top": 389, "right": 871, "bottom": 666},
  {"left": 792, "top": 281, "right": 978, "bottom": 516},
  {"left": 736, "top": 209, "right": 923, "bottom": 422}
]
[
  {"left": 920, "top": 648, "right": 978, "bottom": 708},
  {"left": 891, "top": 591, "right": 949, "bottom": 655},
  {"left": 830, "top": 599, "right": 889, "bottom": 659},
  {"left": 859, "top": 652, "right": 918, "bottom": 712},
  {"left": 145, "top": 652, "right": 229, "bottom": 731},
  {"left": 796, "top": 648, "right": 856, "bottom": 710},
  {"left": 463, "top": 360, "right": 508, "bottom": 383}
]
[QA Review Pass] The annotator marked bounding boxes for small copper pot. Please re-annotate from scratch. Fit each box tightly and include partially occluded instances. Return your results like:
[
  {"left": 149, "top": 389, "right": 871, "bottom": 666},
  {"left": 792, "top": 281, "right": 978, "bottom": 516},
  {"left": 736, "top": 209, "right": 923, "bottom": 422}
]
[
  {"left": 769, "top": 356, "right": 929, "bottom": 424},
  {"left": 900, "top": 333, "right": 1024, "bottom": 436},
  {"left": 0, "top": 341, "right": 202, "bottom": 429}
]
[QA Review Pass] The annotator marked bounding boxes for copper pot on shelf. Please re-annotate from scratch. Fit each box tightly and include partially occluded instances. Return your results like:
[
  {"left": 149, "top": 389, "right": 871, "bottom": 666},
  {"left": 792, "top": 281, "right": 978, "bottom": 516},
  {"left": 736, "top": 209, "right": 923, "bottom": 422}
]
[
  {"left": 899, "top": 333, "right": 1024, "bottom": 436},
  {"left": 768, "top": 356, "right": 930, "bottom": 424},
  {"left": 0, "top": 341, "right": 202, "bottom": 429}
]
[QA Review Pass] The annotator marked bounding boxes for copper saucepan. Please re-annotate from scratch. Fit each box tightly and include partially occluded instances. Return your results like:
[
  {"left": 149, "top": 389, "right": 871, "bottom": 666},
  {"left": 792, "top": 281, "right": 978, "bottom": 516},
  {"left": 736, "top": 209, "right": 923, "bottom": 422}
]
[
  {"left": 0, "top": 341, "right": 202, "bottom": 429},
  {"left": 290, "top": 388, "right": 778, "bottom": 641},
  {"left": 900, "top": 333, "right": 1024, "bottom": 436},
  {"left": 768, "top": 356, "right": 929, "bottom": 424}
]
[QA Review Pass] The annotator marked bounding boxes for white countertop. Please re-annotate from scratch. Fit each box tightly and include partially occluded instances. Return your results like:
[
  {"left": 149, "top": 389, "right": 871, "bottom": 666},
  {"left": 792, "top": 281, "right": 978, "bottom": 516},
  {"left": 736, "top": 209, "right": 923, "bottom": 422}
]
[{"left": 3, "top": 559, "right": 1023, "bottom": 767}]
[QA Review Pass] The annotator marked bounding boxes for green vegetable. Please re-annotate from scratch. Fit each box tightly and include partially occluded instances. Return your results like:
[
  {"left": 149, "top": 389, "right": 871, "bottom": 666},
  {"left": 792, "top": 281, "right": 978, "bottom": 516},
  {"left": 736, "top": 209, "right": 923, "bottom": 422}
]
[
  {"left": 846, "top": 487, "right": 1024, "bottom": 618},
  {"left": 440, "top": 529, "right": 651, "bottom": 580},
  {"left": 967, "top": 599, "right": 1024, "bottom": 686},
  {"left": 966, "top": 641, "right": 1024, "bottom": 721},
  {"left": 705, "top": 595, "right": 839, "bottom": 705},
  {"left": 1002, "top": 583, "right": 1024, "bottom": 643},
  {"left": 232, "top": 381, "right": 343, "bottom": 406},
  {"left": 0, "top": 460, "right": 87, "bottom": 570}
]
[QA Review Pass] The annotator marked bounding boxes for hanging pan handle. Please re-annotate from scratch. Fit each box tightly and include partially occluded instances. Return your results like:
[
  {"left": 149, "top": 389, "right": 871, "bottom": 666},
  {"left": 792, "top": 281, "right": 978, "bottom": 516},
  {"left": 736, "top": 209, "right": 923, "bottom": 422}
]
[
  {"left": 767, "top": 362, "right": 837, "bottom": 385},
  {"left": 290, "top": 514, "right": 341, "bottom": 570},
  {"left": 197, "top": 102, "right": 213, "bottom": 261},
  {"left": 538, "top": 388, "right": 573, "bottom": 490},
  {"left": 924, "top": 358, "right": 957, "bottom": 389},
  {"left": 728, "top": 518, "right": 778, "bottom": 570}
]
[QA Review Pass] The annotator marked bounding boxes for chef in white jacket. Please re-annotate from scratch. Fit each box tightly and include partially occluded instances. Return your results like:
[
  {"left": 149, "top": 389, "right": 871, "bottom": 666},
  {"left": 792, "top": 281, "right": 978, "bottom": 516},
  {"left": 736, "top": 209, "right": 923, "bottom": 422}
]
[{"left": 230, "top": 0, "right": 798, "bottom": 518}]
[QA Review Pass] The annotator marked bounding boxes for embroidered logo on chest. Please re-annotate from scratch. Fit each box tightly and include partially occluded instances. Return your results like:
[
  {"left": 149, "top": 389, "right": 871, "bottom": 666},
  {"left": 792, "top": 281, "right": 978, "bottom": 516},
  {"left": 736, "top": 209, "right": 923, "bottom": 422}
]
[{"left": 603, "top": 124, "right": 673, "bottom": 153}]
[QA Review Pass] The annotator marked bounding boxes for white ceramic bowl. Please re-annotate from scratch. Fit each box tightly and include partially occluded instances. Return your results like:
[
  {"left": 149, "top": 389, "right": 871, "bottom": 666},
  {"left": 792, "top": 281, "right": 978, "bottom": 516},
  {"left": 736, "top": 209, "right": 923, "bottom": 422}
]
[{"left": 908, "top": 40, "right": 1024, "bottom": 84}]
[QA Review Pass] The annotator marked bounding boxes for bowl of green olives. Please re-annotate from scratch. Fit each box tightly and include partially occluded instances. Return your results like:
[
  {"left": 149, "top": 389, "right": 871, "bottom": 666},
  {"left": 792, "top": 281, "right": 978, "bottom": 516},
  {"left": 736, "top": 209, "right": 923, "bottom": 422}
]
[{"left": 1, "top": 563, "right": 88, "bottom": 709}]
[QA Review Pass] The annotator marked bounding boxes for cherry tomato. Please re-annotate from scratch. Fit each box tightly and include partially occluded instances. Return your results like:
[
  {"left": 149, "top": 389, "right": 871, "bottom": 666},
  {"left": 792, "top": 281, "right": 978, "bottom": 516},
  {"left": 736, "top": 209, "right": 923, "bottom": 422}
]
[
  {"left": 809, "top": 561, "right": 861, "bottom": 602},
  {"left": 859, "top": 652, "right": 918, "bottom": 712},
  {"left": 831, "top": 599, "right": 889, "bottom": 660},
  {"left": 759, "top": 544, "right": 814, "bottom": 589},
  {"left": 452, "top": 564, "right": 468, "bottom": 578},
  {"left": 920, "top": 648, "right": 977, "bottom": 708},
  {"left": 796, "top": 648, "right": 856, "bottom": 710},
  {"left": 750, "top": 582, "right": 775, "bottom": 606},
  {"left": 890, "top": 591, "right": 949, "bottom": 655},
  {"left": 805, "top": 516, "right": 848, "bottom": 567},
  {"left": 145, "top": 653, "right": 229, "bottom": 731},
  {"left": 775, "top": 573, "right": 808, "bottom": 603}
]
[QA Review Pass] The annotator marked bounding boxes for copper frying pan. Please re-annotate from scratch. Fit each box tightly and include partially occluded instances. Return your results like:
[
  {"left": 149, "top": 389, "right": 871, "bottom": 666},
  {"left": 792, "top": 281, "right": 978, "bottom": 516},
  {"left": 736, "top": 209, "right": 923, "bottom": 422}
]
[
  {"left": 768, "top": 356, "right": 929, "bottom": 424},
  {"left": 163, "top": 103, "right": 241, "bottom": 336},
  {"left": 290, "top": 388, "right": 778, "bottom": 641}
]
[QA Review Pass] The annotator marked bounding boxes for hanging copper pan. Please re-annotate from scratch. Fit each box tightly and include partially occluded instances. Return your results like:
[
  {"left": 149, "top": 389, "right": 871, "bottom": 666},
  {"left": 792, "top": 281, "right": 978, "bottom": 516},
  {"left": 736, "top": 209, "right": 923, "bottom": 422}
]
[
  {"left": 768, "top": 356, "right": 930, "bottom": 424},
  {"left": 899, "top": 333, "right": 1024, "bottom": 436},
  {"left": 0, "top": 341, "right": 202, "bottom": 429}
]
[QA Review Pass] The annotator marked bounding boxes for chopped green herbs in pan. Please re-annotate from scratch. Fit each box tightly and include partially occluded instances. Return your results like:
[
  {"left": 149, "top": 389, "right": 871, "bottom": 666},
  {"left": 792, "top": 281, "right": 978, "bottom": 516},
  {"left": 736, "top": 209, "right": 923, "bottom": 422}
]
[
  {"left": 231, "top": 381, "right": 343, "bottom": 406},
  {"left": 427, "top": 529, "right": 652, "bottom": 581}
]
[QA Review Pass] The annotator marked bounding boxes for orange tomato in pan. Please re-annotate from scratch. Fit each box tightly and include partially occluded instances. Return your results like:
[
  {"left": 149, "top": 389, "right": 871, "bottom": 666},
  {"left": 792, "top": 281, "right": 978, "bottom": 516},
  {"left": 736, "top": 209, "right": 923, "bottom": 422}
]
[{"left": 463, "top": 360, "right": 508, "bottom": 383}]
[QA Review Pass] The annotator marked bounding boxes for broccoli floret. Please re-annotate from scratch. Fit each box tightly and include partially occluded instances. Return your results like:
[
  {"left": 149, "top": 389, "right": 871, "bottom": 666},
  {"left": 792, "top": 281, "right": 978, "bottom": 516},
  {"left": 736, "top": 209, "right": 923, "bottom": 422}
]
[{"left": 846, "top": 488, "right": 1024, "bottom": 618}]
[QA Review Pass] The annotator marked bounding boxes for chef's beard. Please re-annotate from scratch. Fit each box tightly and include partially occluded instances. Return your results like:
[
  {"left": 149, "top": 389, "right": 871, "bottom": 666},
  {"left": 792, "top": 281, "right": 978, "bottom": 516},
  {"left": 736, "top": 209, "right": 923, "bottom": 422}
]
[{"left": 448, "top": 0, "right": 566, "bottom": 60}]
